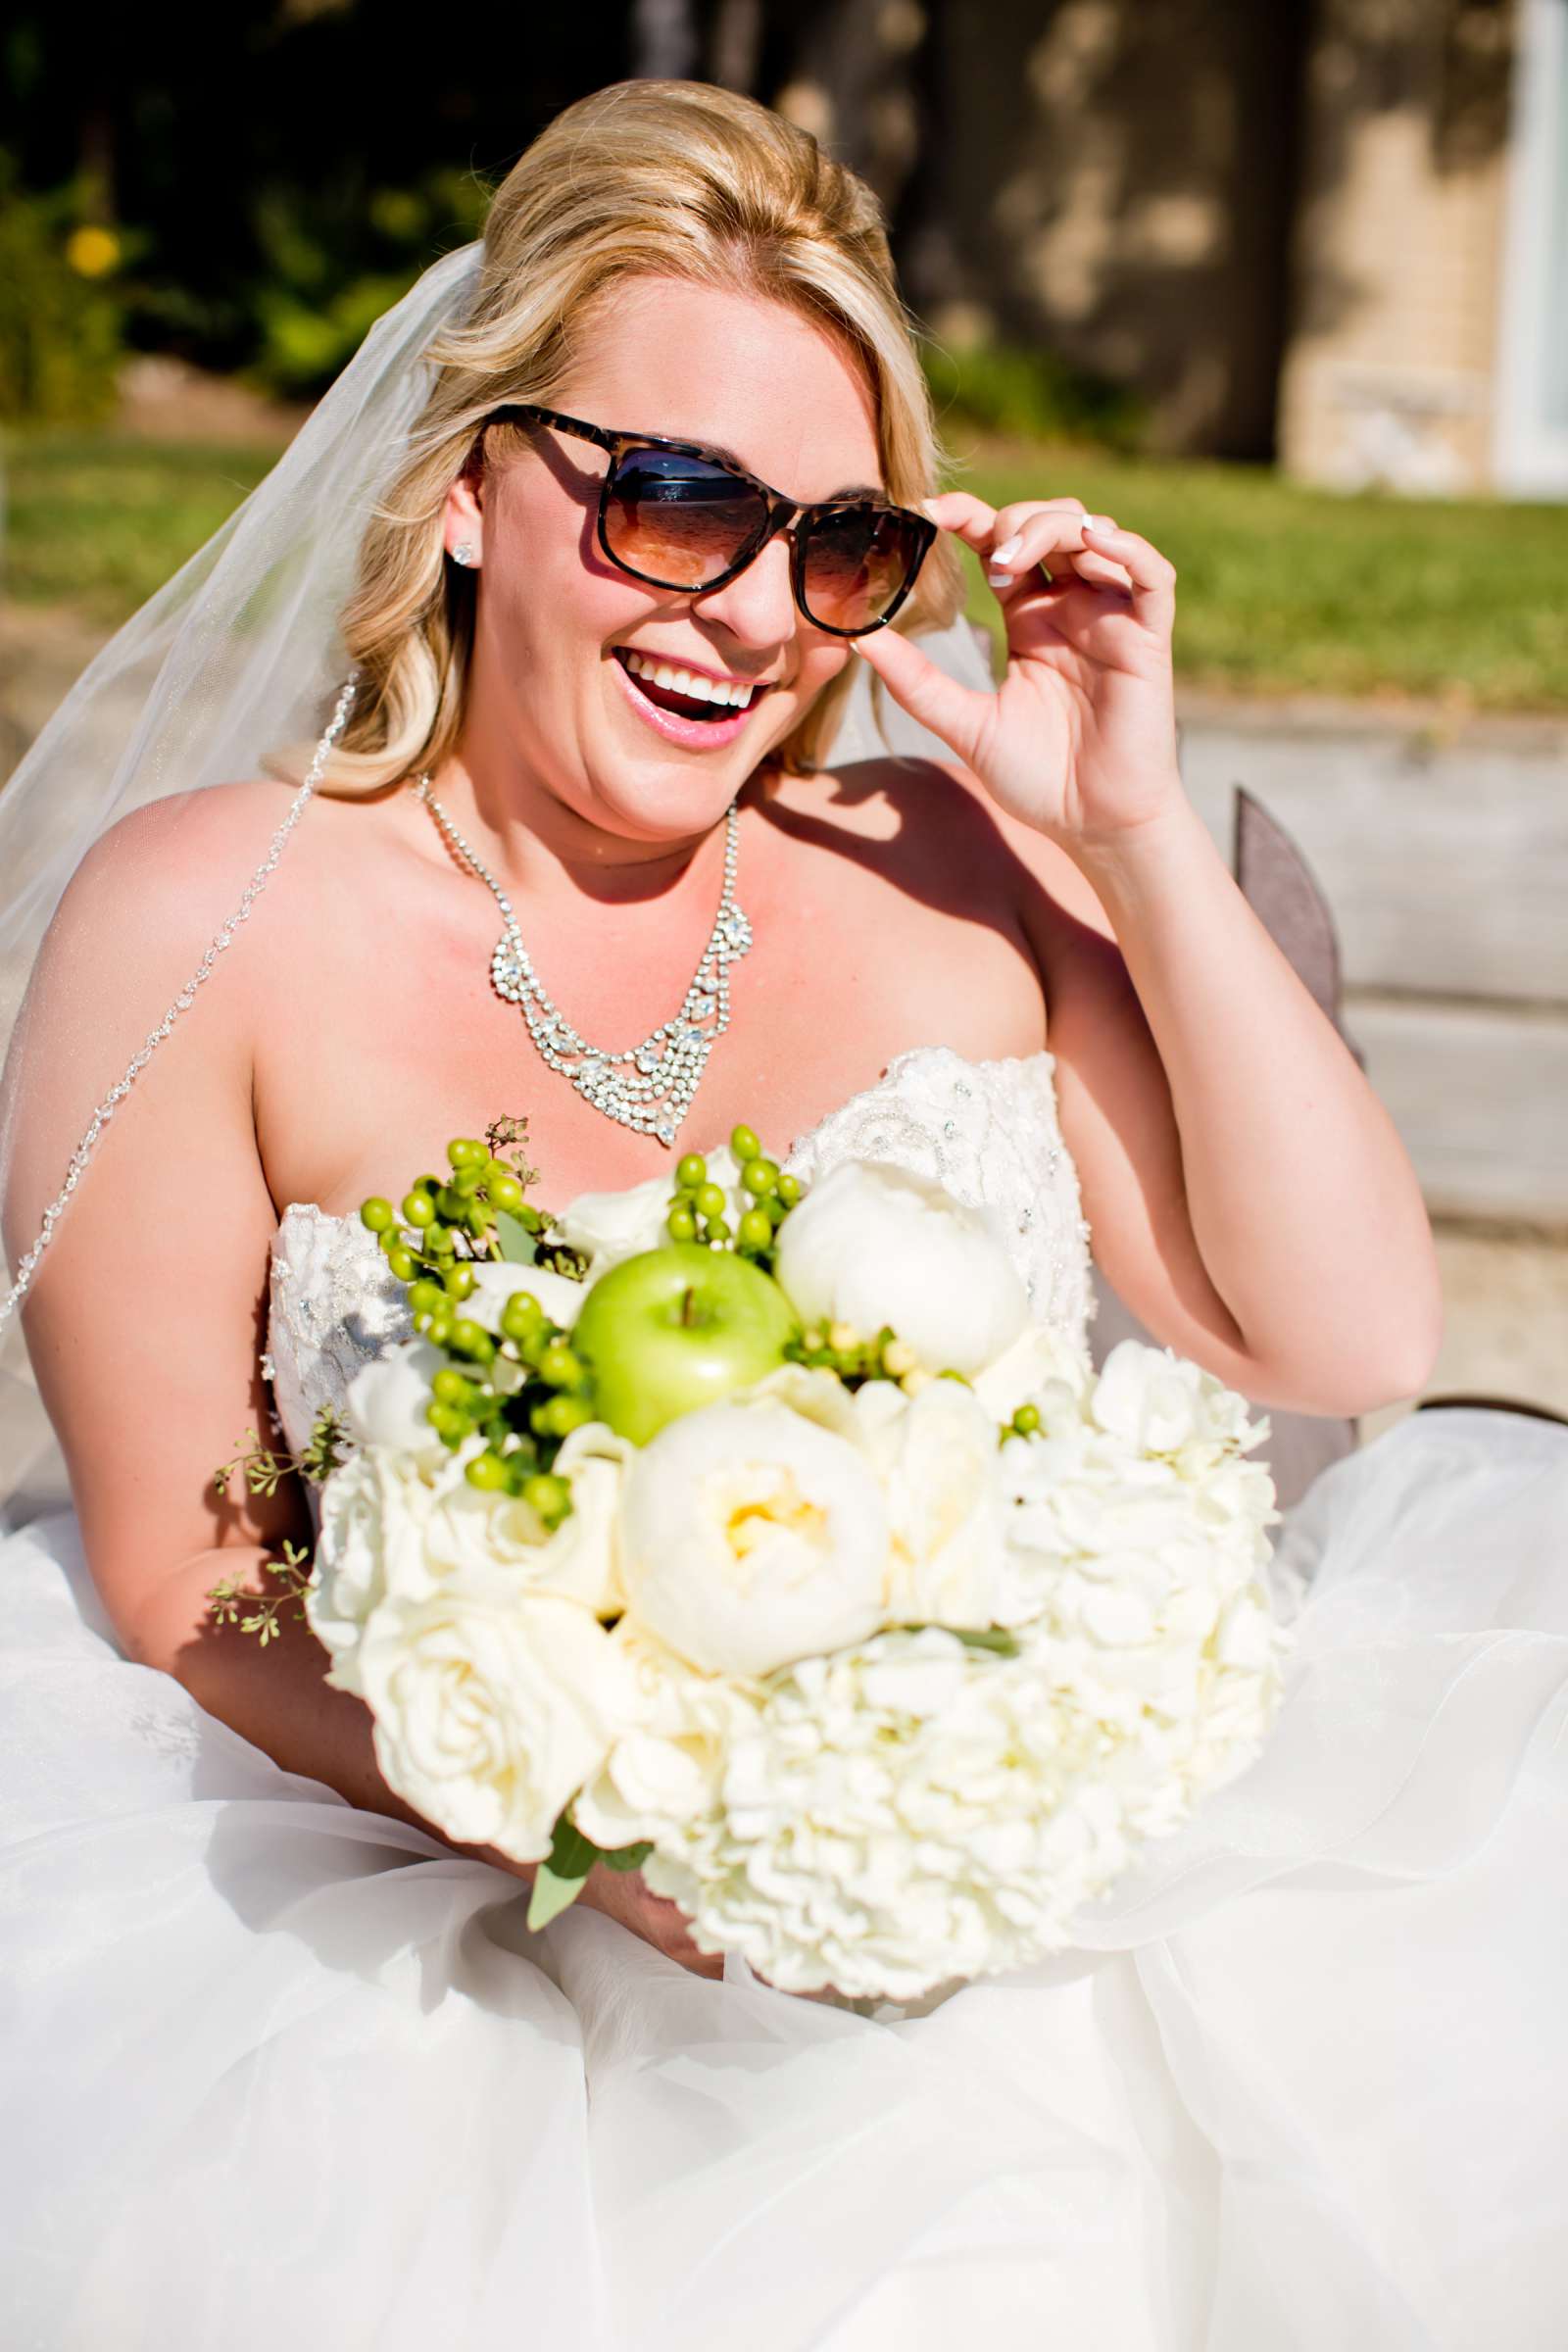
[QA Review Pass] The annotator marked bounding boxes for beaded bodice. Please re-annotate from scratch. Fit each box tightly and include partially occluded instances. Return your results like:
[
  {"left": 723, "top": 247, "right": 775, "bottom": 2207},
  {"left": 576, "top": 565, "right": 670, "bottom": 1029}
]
[{"left": 264, "top": 1044, "right": 1097, "bottom": 1459}]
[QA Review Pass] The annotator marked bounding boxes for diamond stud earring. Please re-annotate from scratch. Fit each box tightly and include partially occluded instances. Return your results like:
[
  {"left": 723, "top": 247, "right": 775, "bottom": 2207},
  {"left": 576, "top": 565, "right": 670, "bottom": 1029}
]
[{"left": 451, "top": 541, "right": 477, "bottom": 566}]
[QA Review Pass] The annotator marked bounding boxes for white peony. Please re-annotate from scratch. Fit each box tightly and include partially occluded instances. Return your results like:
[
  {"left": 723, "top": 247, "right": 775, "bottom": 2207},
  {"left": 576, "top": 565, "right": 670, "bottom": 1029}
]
[
  {"left": 773, "top": 1159, "right": 1028, "bottom": 1376},
  {"left": 618, "top": 1396, "right": 891, "bottom": 1677},
  {"left": 554, "top": 1144, "right": 749, "bottom": 1274},
  {"left": 853, "top": 1376, "right": 1007, "bottom": 1629},
  {"left": 353, "top": 1582, "right": 627, "bottom": 1862},
  {"left": 969, "top": 1320, "right": 1090, "bottom": 1424},
  {"left": 466, "top": 1259, "right": 587, "bottom": 1334},
  {"left": 341, "top": 1339, "right": 448, "bottom": 1458}
]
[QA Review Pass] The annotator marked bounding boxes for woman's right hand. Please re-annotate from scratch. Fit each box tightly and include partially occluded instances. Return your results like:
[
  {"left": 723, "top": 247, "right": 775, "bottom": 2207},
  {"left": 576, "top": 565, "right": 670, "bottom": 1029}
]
[{"left": 578, "top": 1861, "right": 727, "bottom": 1978}]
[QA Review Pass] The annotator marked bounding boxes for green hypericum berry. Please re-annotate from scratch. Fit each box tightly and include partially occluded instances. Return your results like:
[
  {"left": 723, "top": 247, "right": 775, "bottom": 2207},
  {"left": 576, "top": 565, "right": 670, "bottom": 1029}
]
[
  {"left": 425, "top": 1224, "right": 456, "bottom": 1256},
  {"left": 541, "top": 1394, "right": 593, "bottom": 1438},
  {"left": 522, "top": 1471, "right": 571, "bottom": 1523},
  {"left": 447, "top": 1137, "right": 486, "bottom": 1169},
  {"left": 465, "top": 1449, "right": 510, "bottom": 1492},
  {"left": 696, "top": 1182, "right": 727, "bottom": 1219},
  {"left": 775, "top": 1172, "right": 803, "bottom": 1206},
  {"left": 500, "top": 1292, "right": 544, "bottom": 1345},
  {"left": 402, "top": 1192, "right": 435, "bottom": 1228},
  {"left": 666, "top": 1205, "right": 698, "bottom": 1244},
  {"left": 704, "top": 1215, "right": 732, "bottom": 1245},
  {"left": 427, "top": 1400, "right": 467, "bottom": 1445},
  {"left": 407, "top": 1278, "right": 444, "bottom": 1320},
  {"left": 450, "top": 1164, "right": 484, "bottom": 1200},
  {"left": 425, "top": 1306, "right": 455, "bottom": 1347},
  {"left": 1012, "top": 1402, "right": 1042, "bottom": 1435},
  {"left": 738, "top": 1208, "right": 773, "bottom": 1250},
  {"left": 538, "top": 1342, "right": 583, "bottom": 1391},
  {"left": 431, "top": 1366, "right": 477, "bottom": 1408},
  {"left": 449, "top": 1319, "right": 495, "bottom": 1363},
  {"left": 490, "top": 1174, "right": 525, "bottom": 1216},
  {"left": 729, "top": 1123, "right": 761, "bottom": 1164},
  {"left": 676, "top": 1152, "right": 708, "bottom": 1190},
  {"left": 386, "top": 1244, "right": 417, "bottom": 1282},
  {"left": 764, "top": 1194, "right": 788, "bottom": 1226},
  {"left": 442, "top": 1263, "right": 475, "bottom": 1300},
  {"left": 360, "top": 1197, "right": 395, "bottom": 1234},
  {"left": 742, "top": 1156, "right": 778, "bottom": 1196}
]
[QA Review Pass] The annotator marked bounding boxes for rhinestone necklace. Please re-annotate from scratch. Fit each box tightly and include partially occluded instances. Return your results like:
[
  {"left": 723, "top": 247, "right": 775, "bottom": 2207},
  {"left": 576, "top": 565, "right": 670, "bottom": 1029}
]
[{"left": 415, "top": 776, "right": 752, "bottom": 1148}]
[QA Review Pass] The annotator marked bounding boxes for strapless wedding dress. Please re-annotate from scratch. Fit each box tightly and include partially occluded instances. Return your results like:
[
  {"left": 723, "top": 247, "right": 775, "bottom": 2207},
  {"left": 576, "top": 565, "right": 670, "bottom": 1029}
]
[{"left": 3, "top": 1045, "right": 1565, "bottom": 2350}]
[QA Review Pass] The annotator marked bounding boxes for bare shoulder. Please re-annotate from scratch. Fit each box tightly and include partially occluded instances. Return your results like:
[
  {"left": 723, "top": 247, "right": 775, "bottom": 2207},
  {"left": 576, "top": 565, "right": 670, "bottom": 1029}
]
[{"left": 776, "top": 753, "right": 1117, "bottom": 954}]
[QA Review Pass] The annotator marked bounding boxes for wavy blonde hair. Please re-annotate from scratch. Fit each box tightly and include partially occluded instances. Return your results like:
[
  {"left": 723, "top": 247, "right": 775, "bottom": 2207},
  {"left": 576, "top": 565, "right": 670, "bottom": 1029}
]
[{"left": 312, "top": 77, "right": 961, "bottom": 793}]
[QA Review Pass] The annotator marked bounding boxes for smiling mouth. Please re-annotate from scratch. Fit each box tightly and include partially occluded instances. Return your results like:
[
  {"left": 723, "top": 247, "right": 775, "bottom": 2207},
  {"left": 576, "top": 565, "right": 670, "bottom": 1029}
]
[{"left": 613, "top": 648, "right": 771, "bottom": 723}]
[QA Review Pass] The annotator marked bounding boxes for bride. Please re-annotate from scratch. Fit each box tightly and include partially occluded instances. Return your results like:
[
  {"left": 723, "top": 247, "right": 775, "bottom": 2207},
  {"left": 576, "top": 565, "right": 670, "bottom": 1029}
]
[{"left": 2, "top": 79, "right": 1564, "bottom": 2351}]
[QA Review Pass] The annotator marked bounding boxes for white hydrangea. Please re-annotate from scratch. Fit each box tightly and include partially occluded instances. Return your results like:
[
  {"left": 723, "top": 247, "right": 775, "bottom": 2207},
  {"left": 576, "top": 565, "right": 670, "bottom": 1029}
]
[{"left": 629, "top": 1612, "right": 1274, "bottom": 2000}]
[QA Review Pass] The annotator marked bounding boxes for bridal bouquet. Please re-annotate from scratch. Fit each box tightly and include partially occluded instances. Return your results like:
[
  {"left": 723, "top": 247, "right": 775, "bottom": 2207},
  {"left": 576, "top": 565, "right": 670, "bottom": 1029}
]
[{"left": 219, "top": 1117, "right": 1289, "bottom": 2001}]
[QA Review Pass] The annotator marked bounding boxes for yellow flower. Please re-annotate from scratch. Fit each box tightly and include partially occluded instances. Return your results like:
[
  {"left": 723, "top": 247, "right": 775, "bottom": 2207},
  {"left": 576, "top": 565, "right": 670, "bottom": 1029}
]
[{"left": 66, "top": 225, "right": 120, "bottom": 278}]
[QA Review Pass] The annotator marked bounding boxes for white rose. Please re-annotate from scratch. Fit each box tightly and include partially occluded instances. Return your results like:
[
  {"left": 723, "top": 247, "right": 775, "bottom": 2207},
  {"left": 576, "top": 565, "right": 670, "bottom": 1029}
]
[
  {"left": 555, "top": 1145, "right": 748, "bottom": 1274},
  {"left": 308, "top": 1442, "right": 465, "bottom": 1681},
  {"left": 341, "top": 1339, "right": 447, "bottom": 1457},
  {"left": 855, "top": 1378, "right": 1007, "bottom": 1628},
  {"left": 354, "top": 1583, "right": 627, "bottom": 1862},
  {"left": 466, "top": 1259, "right": 587, "bottom": 1333},
  {"left": 619, "top": 1397, "right": 891, "bottom": 1677},
  {"left": 422, "top": 1419, "right": 633, "bottom": 1614},
  {"left": 774, "top": 1160, "right": 1028, "bottom": 1376},
  {"left": 571, "top": 1619, "right": 760, "bottom": 1846}
]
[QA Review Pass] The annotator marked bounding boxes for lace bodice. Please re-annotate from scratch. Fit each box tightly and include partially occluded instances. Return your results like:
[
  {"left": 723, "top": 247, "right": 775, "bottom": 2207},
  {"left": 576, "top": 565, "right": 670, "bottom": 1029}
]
[{"left": 265, "top": 1045, "right": 1096, "bottom": 1459}]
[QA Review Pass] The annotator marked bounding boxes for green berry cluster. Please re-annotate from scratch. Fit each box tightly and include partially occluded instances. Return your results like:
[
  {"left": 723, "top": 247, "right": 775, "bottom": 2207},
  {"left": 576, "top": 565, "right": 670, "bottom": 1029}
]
[
  {"left": 360, "top": 1135, "right": 585, "bottom": 1516},
  {"left": 360, "top": 1133, "right": 546, "bottom": 1291},
  {"left": 664, "top": 1123, "right": 802, "bottom": 1262},
  {"left": 787, "top": 1318, "right": 902, "bottom": 1388}
]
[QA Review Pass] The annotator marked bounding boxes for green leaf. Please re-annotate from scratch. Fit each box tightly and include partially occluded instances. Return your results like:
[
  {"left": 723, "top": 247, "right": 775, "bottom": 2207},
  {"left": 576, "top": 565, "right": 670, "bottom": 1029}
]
[
  {"left": 896, "top": 1620, "right": 1019, "bottom": 1657},
  {"left": 601, "top": 1840, "right": 654, "bottom": 1872},
  {"left": 495, "top": 1209, "right": 539, "bottom": 1266},
  {"left": 951, "top": 1626, "right": 1019, "bottom": 1656},
  {"left": 525, "top": 1862, "right": 591, "bottom": 1931},
  {"left": 544, "top": 1813, "right": 601, "bottom": 1880}
]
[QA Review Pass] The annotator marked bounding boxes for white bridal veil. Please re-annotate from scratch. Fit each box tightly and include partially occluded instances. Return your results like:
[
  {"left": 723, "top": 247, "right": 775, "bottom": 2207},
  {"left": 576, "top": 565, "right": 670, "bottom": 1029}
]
[{"left": 0, "top": 236, "right": 991, "bottom": 1521}]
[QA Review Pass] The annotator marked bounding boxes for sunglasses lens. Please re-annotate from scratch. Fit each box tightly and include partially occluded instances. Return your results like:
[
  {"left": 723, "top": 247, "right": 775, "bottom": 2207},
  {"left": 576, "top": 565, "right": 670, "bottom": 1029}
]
[
  {"left": 604, "top": 449, "right": 767, "bottom": 588},
  {"left": 800, "top": 505, "right": 927, "bottom": 633}
]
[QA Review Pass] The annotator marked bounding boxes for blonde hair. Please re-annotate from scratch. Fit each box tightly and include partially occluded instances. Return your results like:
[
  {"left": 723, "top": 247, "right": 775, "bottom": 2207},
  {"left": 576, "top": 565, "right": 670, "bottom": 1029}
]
[{"left": 312, "top": 78, "right": 962, "bottom": 792}]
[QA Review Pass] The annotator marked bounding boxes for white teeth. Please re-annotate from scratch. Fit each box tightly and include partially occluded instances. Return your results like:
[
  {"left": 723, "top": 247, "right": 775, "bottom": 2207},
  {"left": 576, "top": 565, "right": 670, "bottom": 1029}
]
[{"left": 621, "top": 650, "right": 758, "bottom": 711}]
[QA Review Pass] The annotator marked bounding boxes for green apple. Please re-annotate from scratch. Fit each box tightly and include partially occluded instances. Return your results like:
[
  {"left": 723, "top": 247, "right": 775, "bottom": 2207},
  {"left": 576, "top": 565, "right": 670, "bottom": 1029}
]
[{"left": 572, "top": 1243, "right": 800, "bottom": 1446}]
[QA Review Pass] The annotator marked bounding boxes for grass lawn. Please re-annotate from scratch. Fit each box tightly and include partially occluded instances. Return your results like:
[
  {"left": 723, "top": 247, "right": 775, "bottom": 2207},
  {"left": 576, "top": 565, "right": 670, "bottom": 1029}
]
[
  {"left": 953, "top": 440, "right": 1567, "bottom": 711},
  {"left": 4, "top": 425, "right": 1565, "bottom": 710}
]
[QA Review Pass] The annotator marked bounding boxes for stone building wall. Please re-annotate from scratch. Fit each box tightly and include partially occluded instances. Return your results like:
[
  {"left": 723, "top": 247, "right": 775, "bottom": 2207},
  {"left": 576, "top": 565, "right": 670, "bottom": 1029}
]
[{"left": 1275, "top": 0, "right": 1518, "bottom": 492}]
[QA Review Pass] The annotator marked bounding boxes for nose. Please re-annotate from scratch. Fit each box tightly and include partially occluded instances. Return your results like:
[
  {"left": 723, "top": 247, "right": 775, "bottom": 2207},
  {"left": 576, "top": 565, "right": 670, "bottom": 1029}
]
[{"left": 693, "top": 529, "right": 800, "bottom": 652}]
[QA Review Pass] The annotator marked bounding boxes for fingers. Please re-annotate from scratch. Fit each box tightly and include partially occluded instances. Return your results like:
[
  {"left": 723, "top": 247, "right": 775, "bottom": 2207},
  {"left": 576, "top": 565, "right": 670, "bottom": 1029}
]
[
  {"left": 920, "top": 489, "right": 1174, "bottom": 630},
  {"left": 1077, "top": 519, "right": 1177, "bottom": 629},
  {"left": 849, "top": 621, "right": 991, "bottom": 764}
]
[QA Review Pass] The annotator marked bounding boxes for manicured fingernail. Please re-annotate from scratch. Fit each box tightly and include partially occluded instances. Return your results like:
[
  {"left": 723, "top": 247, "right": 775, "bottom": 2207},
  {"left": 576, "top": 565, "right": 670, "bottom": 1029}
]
[
  {"left": 993, "top": 535, "right": 1023, "bottom": 564},
  {"left": 1082, "top": 514, "right": 1118, "bottom": 536},
  {"left": 987, "top": 568, "right": 1013, "bottom": 587}
]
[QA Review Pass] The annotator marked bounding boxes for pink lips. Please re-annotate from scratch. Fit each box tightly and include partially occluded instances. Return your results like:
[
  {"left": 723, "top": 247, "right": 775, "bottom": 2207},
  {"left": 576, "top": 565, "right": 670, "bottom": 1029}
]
[{"left": 610, "top": 652, "right": 769, "bottom": 751}]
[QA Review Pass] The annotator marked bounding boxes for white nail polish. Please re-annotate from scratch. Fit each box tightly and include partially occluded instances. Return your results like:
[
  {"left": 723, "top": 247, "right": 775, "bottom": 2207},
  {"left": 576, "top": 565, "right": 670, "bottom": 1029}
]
[
  {"left": 987, "top": 568, "right": 1013, "bottom": 587},
  {"left": 1084, "top": 515, "right": 1117, "bottom": 535},
  {"left": 993, "top": 535, "right": 1023, "bottom": 564}
]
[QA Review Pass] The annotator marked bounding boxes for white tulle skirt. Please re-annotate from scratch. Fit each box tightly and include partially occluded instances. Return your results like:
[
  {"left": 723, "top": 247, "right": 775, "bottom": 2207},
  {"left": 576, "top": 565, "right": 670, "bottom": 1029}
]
[{"left": 3, "top": 1405, "right": 1565, "bottom": 2351}]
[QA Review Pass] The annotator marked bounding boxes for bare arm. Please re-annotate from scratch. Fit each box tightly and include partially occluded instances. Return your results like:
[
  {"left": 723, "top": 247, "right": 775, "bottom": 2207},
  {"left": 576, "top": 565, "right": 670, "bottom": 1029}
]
[
  {"left": 2, "top": 788, "right": 727, "bottom": 1964},
  {"left": 1011, "top": 797, "right": 1443, "bottom": 1417}
]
